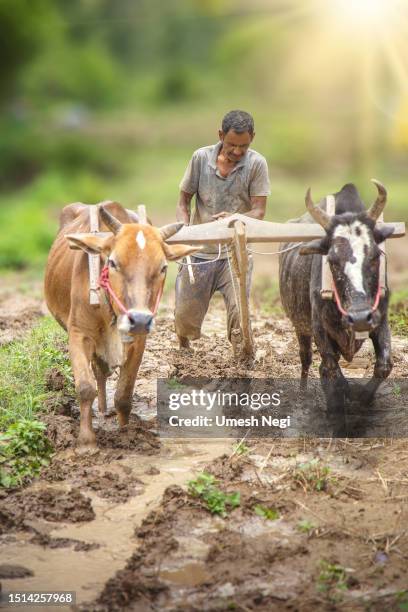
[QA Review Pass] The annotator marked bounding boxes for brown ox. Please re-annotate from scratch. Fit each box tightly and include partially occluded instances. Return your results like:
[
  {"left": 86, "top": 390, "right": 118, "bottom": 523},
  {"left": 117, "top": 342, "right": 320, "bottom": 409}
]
[{"left": 44, "top": 201, "right": 199, "bottom": 447}]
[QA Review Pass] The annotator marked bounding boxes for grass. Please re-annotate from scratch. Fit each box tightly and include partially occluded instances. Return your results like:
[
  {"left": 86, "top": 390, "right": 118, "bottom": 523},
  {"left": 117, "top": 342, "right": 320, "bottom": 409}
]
[
  {"left": 389, "top": 289, "right": 408, "bottom": 337},
  {"left": 292, "top": 458, "right": 335, "bottom": 493},
  {"left": 232, "top": 441, "right": 250, "bottom": 456},
  {"left": 187, "top": 472, "right": 240, "bottom": 517},
  {"left": 252, "top": 277, "right": 283, "bottom": 316},
  {"left": 253, "top": 504, "right": 280, "bottom": 520},
  {"left": 0, "top": 317, "right": 74, "bottom": 429},
  {"left": 397, "top": 591, "right": 408, "bottom": 611},
  {"left": 0, "top": 317, "right": 74, "bottom": 488},
  {"left": 297, "top": 519, "right": 317, "bottom": 534},
  {"left": 317, "top": 560, "right": 351, "bottom": 597}
]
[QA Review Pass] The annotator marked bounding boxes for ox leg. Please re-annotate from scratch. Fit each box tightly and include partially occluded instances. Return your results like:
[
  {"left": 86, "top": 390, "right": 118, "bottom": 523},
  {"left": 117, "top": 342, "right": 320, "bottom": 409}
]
[
  {"left": 92, "top": 357, "right": 109, "bottom": 417},
  {"left": 319, "top": 351, "right": 349, "bottom": 436},
  {"left": 114, "top": 336, "right": 146, "bottom": 427},
  {"left": 361, "top": 320, "right": 393, "bottom": 404},
  {"left": 69, "top": 332, "right": 97, "bottom": 447},
  {"left": 296, "top": 332, "right": 312, "bottom": 388},
  {"left": 314, "top": 325, "right": 348, "bottom": 435}
]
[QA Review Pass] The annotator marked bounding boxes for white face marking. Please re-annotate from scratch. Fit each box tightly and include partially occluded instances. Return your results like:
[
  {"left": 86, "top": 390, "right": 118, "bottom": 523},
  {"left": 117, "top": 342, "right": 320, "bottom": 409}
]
[
  {"left": 136, "top": 230, "right": 146, "bottom": 250},
  {"left": 333, "top": 221, "right": 371, "bottom": 294}
]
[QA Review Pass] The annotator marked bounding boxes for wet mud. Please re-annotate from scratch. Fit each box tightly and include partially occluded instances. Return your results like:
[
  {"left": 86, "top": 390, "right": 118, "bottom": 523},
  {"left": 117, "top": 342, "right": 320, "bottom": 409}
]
[{"left": 0, "top": 277, "right": 407, "bottom": 611}]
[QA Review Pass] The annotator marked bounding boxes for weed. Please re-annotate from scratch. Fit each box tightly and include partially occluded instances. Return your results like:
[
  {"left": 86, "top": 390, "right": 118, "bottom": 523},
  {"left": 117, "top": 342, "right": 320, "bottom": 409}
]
[
  {"left": 297, "top": 519, "right": 317, "bottom": 534},
  {"left": 389, "top": 291, "right": 408, "bottom": 337},
  {"left": 317, "top": 560, "right": 350, "bottom": 595},
  {"left": 166, "top": 378, "right": 186, "bottom": 390},
  {"left": 253, "top": 504, "right": 280, "bottom": 520},
  {"left": 393, "top": 384, "right": 402, "bottom": 397},
  {"left": 232, "top": 441, "right": 250, "bottom": 456},
  {"left": 187, "top": 472, "right": 240, "bottom": 518},
  {"left": 292, "top": 458, "right": 334, "bottom": 492},
  {"left": 0, "top": 418, "right": 53, "bottom": 488},
  {"left": 397, "top": 591, "right": 408, "bottom": 611},
  {"left": 0, "top": 317, "right": 74, "bottom": 430}
]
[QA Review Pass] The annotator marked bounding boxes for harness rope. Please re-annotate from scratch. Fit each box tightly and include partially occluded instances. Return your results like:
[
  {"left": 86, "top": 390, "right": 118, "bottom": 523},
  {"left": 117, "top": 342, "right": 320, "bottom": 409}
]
[{"left": 99, "top": 265, "right": 164, "bottom": 317}]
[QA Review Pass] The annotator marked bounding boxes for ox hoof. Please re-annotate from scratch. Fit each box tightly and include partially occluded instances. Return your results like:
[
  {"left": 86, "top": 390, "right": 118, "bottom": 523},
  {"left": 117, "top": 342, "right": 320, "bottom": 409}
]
[
  {"left": 75, "top": 443, "right": 99, "bottom": 456},
  {"left": 178, "top": 336, "right": 190, "bottom": 349},
  {"left": 77, "top": 430, "right": 97, "bottom": 451},
  {"left": 117, "top": 413, "right": 130, "bottom": 428}
]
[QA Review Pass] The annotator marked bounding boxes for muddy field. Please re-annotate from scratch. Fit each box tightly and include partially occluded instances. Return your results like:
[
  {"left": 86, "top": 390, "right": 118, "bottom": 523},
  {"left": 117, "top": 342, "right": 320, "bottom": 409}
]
[{"left": 1, "top": 265, "right": 408, "bottom": 612}]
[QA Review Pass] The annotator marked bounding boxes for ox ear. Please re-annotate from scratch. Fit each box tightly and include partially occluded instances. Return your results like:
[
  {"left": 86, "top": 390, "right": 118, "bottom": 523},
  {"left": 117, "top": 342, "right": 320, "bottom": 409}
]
[
  {"left": 299, "top": 238, "right": 329, "bottom": 256},
  {"left": 65, "top": 233, "right": 114, "bottom": 255},
  {"left": 162, "top": 243, "right": 203, "bottom": 261},
  {"left": 373, "top": 225, "right": 394, "bottom": 244}
]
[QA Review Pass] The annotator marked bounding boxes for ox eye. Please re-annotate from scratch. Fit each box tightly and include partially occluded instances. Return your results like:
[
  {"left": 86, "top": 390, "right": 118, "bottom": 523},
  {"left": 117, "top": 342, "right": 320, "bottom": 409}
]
[
  {"left": 108, "top": 258, "right": 117, "bottom": 270},
  {"left": 161, "top": 263, "right": 168, "bottom": 274}
]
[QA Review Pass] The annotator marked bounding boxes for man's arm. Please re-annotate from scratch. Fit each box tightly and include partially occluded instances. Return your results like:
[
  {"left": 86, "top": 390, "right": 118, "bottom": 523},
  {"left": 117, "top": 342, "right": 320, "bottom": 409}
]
[
  {"left": 176, "top": 191, "right": 194, "bottom": 224},
  {"left": 177, "top": 151, "right": 200, "bottom": 224},
  {"left": 245, "top": 196, "right": 266, "bottom": 219},
  {"left": 211, "top": 196, "right": 266, "bottom": 221}
]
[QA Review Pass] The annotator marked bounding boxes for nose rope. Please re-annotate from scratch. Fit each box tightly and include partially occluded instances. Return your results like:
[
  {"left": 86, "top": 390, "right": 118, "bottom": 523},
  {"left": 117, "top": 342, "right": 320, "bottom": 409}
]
[
  {"left": 99, "top": 266, "right": 130, "bottom": 316},
  {"left": 99, "top": 266, "right": 164, "bottom": 318},
  {"left": 331, "top": 274, "right": 382, "bottom": 318}
]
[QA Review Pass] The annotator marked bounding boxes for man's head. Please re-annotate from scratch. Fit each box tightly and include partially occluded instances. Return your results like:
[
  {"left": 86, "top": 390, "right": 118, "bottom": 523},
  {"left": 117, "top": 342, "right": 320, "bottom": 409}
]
[{"left": 219, "top": 110, "right": 255, "bottom": 163}]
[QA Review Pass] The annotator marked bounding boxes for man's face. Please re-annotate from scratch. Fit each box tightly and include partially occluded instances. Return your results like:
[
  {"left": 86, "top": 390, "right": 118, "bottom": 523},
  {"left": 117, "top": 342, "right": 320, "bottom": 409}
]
[{"left": 219, "top": 129, "right": 253, "bottom": 163}]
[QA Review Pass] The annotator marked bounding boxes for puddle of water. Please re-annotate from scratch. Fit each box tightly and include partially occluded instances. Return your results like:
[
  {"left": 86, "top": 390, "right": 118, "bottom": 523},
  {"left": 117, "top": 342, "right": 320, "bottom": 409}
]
[
  {"left": 159, "top": 562, "right": 211, "bottom": 587},
  {"left": 0, "top": 439, "right": 230, "bottom": 612}
]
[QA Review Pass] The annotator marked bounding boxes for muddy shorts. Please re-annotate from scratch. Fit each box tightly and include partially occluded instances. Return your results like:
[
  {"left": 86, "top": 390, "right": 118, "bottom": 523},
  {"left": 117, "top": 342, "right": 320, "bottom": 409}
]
[{"left": 174, "top": 255, "right": 253, "bottom": 342}]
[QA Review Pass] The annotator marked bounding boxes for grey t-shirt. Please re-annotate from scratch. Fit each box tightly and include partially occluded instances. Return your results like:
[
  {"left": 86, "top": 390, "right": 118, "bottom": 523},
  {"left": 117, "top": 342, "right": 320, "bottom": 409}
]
[{"left": 179, "top": 141, "right": 270, "bottom": 258}]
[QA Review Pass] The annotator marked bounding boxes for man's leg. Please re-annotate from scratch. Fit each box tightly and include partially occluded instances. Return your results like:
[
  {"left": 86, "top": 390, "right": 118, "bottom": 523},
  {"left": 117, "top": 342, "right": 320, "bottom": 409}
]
[
  {"left": 174, "top": 257, "right": 217, "bottom": 348},
  {"left": 217, "top": 256, "right": 253, "bottom": 352}
]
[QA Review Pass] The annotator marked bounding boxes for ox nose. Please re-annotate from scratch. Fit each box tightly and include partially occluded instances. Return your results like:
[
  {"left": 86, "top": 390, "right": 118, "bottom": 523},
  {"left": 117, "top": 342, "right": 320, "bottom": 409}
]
[
  {"left": 118, "top": 310, "right": 154, "bottom": 335},
  {"left": 127, "top": 310, "right": 154, "bottom": 333},
  {"left": 346, "top": 309, "right": 374, "bottom": 332}
]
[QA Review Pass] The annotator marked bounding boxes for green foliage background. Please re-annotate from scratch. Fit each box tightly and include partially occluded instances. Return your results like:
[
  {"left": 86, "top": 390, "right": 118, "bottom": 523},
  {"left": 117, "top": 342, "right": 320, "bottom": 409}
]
[{"left": 0, "top": 0, "right": 407, "bottom": 269}]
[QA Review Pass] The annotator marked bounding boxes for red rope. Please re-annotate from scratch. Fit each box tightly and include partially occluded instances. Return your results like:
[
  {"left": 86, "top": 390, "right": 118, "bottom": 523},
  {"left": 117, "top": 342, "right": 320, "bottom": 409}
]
[
  {"left": 332, "top": 274, "right": 382, "bottom": 318},
  {"left": 99, "top": 265, "right": 165, "bottom": 318}
]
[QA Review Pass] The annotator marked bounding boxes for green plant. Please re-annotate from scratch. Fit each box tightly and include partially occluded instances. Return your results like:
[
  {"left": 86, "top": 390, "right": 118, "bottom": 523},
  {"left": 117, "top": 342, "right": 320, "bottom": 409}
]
[
  {"left": 253, "top": 504, "right": 280, "bottom": 520},
  {"left": 393, "top": 383, "right": 402, "bottom": 397},
  {"left": 397, "top": 591, "right": 408, "bottom": 611},
  {"left": 297, "top": 519, "right": 317, "bottom": 534},
  {"left": 292, "top": 458, "right": 334, "bottom": 492},
  {"left": 0, "top": 418, "right": 53, "bottom": 488},
  {"left": 232, "top": 441, "right": 250, "bottom": 455},
  {"left": 389, "top": 290, "right": 408, "bottom": 338},
  {"left": 187, "top": 472, "right": 240, "bottom": 518},
  {"left": 166, "top": 378, "right": 186, "bottom": 390},
  {"left": 0, "top": 317, "right": 74, "bottom": 430},
  {"left": 317, "top": 560, "right": 349, "bottom": 594}
]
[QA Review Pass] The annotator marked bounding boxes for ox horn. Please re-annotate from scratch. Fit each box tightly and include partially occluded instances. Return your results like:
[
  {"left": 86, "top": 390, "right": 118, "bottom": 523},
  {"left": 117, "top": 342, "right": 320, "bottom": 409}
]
[
  {"left": 367, "top": 179, "right": 387, "bottom": 221},
  {"left": 98, "top": 204, "right": 122, "bottom": 235},
  {"left": 305, "top": 187, "right": 331, "bottom": 230},
  {"left": 159, "top": 222, "right": 184, "bottom": 241}
]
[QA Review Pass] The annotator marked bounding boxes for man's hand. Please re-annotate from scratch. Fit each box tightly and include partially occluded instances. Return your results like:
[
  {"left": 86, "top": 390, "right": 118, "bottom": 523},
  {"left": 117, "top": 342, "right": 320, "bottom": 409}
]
[{"left": 211, "top": 211, "right": 232, "bottom": 220}]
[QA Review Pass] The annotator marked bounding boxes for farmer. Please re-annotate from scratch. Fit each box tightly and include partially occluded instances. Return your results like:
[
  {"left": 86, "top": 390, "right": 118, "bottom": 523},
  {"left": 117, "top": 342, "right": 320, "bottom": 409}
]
[{"left": 174, "top": 109, "right": 270, "bottom": 354}]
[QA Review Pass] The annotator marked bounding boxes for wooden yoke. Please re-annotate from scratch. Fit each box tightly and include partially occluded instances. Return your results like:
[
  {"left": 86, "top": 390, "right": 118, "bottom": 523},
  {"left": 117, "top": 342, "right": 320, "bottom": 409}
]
[
  {"left": 88, "top": 206, "right": 100, "bottom": 305},
  {"left": 378, "top": 212, "right": 386, "bottom": 297},
  {"left": 320, "top": 195, "right": 335, "bottom": 300},
  {"left": 230, "top": 220, "right": 254, "bottom": 357},
  {"left": 137, "top": 204, "right": 147, "bottom": 224}
]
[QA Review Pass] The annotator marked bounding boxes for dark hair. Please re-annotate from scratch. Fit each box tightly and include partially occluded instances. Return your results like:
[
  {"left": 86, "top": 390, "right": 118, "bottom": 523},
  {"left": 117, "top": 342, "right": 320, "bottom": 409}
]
[{"left": 222, "top": 110, "right": 254, "bottom": 136}]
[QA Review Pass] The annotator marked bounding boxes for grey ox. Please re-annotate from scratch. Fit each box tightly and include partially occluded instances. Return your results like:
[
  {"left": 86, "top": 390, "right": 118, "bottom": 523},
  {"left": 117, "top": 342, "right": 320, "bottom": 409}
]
[{"left": 279, "top": 180, "right": 395, "bottom": 424}]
